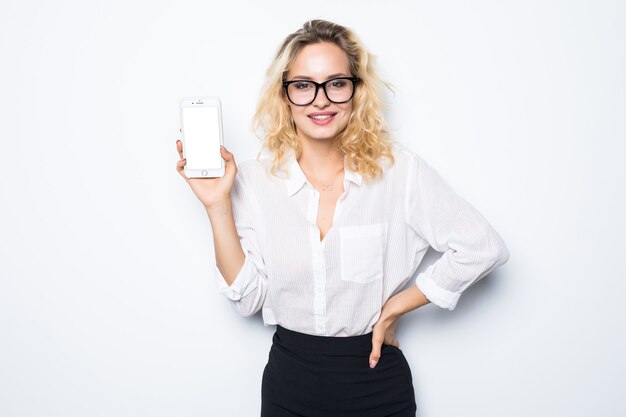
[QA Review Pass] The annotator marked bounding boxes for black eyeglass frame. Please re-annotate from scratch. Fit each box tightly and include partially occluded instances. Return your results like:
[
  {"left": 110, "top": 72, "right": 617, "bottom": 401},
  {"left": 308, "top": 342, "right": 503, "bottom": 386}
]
[{"left": 282, "top": 76, "right": 359, "bottom": 106}]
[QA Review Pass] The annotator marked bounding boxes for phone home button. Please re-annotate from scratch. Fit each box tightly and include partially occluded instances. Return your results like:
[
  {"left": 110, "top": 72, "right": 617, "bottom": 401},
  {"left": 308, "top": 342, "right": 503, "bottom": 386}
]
[{"left": 201, "top": 170, "right": 208, "bottom": 176}]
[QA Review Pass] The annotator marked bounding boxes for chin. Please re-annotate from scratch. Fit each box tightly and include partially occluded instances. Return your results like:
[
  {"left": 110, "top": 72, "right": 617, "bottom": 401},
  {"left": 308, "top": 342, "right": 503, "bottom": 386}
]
[
  {"left": 297, "top": 122, "right": 348, "bottom": 143},
  {"left": 305, "top": 130, "right": 342, "bottom": 142}
]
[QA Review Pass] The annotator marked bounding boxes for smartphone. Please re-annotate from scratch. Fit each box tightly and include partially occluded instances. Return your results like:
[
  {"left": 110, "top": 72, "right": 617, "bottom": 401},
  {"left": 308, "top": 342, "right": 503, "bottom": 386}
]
[{"left": 179, "top": 97, "right": 225, "bottom": 178}]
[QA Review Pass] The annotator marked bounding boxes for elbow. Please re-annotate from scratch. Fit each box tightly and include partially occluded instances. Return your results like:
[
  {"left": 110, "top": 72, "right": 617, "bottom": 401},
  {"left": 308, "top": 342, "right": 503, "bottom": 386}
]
[
  {"left": 487, "top": 234, "right": 510, "bottom": 267},
  {"left": 230, "top": 278, "right": 267, "bottom": 318},
  {"left": 462, "top": 231, "right": 510, "bottom": 269},
  {"left": 231, "top": 298, "right": 264, "bottom": 318},
  {"left": 464, "top": 231, "right": 510, "bottom": 271},
  {"left": 500, "top": 244, "right": 511, "bottom": 264}
]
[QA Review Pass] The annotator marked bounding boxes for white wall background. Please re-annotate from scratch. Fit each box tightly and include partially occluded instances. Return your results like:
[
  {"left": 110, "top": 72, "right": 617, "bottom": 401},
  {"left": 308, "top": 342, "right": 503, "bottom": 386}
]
[{"left": 1, "top": 0, "right": 624, "bottom": 416}]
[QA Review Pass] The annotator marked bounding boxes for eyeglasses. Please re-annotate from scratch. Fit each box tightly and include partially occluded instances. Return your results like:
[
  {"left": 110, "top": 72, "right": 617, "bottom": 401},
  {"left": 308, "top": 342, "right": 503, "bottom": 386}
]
[{"left": 282, "top": 76, "right": 358, "bottom": 106}]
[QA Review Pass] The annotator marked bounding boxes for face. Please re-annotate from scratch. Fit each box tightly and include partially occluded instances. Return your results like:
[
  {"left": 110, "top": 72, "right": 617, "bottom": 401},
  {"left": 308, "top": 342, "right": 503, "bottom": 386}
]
[{"left": 284, "top": 42, "right": 354, "bottom": 146}]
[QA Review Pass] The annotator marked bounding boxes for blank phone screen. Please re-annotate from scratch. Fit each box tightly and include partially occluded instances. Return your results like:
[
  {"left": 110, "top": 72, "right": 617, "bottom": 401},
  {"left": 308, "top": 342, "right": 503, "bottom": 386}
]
[{"left": 182, "top": 106, "right": 221, "bottom": 169}]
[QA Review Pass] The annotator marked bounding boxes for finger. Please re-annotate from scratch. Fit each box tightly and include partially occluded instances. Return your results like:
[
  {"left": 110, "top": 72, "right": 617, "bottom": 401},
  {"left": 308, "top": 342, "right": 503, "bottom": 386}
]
[
  {"left": 220, "top": 145, "right": 233, "bottom": 162},
  {"left": 176, "top": 158, "right": 187, "bottom": 177},
  {"left": 176, "top": 139, "right": 183, "bottom": 159},
  {"left": 369, "top": 333, "right": 383, "bottom": 368},
  {"left": 221, "top": 145, "right": 237, "bottom": 179}
]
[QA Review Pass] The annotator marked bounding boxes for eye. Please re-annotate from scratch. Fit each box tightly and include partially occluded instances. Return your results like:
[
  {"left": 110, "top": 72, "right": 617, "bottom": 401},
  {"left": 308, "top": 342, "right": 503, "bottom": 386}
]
[
  {"left": 329, "top": 80, "right": 347, "bottom": 88},
  {"left": 293, "top": 82, "right": 313, "bottom": 90}
]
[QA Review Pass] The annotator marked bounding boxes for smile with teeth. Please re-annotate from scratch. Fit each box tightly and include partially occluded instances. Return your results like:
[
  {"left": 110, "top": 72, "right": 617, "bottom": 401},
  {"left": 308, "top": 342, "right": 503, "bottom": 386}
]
[{"left": 309, "top": 113, "right": 336, "bottom": 120}]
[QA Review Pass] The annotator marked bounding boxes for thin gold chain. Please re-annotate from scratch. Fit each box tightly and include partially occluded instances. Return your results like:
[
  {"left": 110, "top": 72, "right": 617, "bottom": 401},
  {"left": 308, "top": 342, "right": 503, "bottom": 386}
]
[{"left": 302, "top": 166, "right": 344, "bottom": 192}]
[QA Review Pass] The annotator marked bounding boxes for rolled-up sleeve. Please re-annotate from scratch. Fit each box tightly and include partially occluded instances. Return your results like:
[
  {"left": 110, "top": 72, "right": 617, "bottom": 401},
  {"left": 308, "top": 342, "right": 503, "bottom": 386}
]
[
  {"left": 405, "top": 154, "right": 510, "bottom": 311},
  {"left": 213, "top": 174, "right": 268, "bottom": 317}
]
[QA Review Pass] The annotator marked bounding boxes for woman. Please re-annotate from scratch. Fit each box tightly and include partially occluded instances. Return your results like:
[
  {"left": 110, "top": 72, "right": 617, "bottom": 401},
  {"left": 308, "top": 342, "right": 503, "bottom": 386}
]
[{"left": 176, "top": 19, "right": 510, "bottom": 417}]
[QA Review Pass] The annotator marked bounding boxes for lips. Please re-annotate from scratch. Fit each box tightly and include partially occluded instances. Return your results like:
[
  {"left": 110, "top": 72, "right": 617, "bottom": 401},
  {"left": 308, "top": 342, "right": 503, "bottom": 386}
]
[{"left": 308, "top": 112, "right": 337, "bottom": 125}]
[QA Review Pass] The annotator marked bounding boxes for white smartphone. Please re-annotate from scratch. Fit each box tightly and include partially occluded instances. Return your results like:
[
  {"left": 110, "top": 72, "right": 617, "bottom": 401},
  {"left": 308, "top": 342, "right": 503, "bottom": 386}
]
[{"left": 179, "top": 97, "right": 225, "bottom": 178}]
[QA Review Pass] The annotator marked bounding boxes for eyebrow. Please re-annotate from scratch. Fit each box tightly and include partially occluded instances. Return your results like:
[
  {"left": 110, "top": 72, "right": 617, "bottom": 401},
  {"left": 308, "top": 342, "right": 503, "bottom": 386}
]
[{"left": 289, "top": 73, "right": 350, "bottom": 80}]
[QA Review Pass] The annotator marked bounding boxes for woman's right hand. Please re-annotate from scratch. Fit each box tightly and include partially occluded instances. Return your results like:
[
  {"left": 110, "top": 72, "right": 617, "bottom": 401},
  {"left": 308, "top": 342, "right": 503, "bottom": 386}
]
[{"left": 175, "top": 139, "right": 238, "bottom": 210}]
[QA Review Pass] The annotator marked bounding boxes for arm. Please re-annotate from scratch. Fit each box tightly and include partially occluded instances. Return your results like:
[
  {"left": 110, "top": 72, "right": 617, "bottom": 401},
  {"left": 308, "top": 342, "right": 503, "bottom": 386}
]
[
  {"left": 208, "top": 175, "right": 269, "bottom": 317},
  {"left": 405, "top": 154, "right": 511, "bottom": 311},
  {"left": 370, "top": 153, "right": 511, "bottom": 367},
  {"left": 206, "top": 199, "right": 245, "bottom": 285}
]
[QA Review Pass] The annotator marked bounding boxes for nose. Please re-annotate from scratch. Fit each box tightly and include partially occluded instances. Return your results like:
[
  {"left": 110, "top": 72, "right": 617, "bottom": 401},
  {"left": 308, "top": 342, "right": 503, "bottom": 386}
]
[{"left": 312, "top": 85, "right": 330, "bottom": 107}]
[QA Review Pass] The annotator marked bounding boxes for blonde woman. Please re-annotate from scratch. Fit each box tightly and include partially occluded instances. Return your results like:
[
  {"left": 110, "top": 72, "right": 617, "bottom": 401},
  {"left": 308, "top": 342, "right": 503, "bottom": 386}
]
[{"left": 176, "top": 19, "right": 509, "bottom": 417}]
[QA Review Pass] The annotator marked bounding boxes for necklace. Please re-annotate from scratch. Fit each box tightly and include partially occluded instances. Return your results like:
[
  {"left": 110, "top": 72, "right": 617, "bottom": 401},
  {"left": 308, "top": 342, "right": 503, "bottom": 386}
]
[
  {"left": 320, "top": 170, "right": 342, "bottom": 192},
  {"left": 302, "top": 165, "right": 344, "bottom": 192}
]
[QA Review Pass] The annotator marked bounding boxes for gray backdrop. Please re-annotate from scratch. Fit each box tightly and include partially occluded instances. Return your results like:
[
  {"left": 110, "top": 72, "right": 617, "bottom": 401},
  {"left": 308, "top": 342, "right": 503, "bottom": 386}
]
[{"left": 1, "top": 0, "right": 624, "bottom": 416}]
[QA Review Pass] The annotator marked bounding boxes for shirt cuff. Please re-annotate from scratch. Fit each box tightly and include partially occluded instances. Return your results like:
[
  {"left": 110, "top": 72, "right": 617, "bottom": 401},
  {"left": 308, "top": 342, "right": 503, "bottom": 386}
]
[
  {"left": 415, "top": 273, "right": 462, "bottom": 311},
  {"left": 214, "top": 252, "right": 259, "bottom": 301}
]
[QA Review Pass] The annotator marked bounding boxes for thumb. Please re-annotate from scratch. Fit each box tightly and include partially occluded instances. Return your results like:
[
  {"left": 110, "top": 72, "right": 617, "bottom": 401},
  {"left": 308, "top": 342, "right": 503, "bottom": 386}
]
[
  {"left": 221, "top": 146, "right": 236, "bottom": 178},
  {"left": 369, "top": 334, "right": 382, "bottom": 369}
]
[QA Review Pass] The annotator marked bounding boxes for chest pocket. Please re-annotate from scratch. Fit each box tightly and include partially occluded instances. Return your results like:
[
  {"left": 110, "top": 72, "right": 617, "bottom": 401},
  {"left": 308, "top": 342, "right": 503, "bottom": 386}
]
[{"left": 339, "top": 223, "right": 387, "bottom": 283}]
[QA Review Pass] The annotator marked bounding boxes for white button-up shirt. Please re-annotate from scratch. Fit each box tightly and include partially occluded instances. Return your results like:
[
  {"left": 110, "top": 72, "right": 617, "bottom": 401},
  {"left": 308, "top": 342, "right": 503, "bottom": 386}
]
[{"left": 214, "top": 142, "right": 510, "bottom": 336}]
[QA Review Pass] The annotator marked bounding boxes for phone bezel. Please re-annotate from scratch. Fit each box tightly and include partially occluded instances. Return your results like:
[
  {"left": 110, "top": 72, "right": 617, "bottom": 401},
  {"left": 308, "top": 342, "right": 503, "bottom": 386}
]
[{"left": 179, "top": 96, "right": 225, "bottom": 178}]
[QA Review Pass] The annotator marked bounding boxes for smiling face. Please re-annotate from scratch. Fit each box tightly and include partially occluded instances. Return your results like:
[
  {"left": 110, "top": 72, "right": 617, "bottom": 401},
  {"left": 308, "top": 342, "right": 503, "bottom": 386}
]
[{"left": 284, "top": 42, "right": 354, "bottom": 146}]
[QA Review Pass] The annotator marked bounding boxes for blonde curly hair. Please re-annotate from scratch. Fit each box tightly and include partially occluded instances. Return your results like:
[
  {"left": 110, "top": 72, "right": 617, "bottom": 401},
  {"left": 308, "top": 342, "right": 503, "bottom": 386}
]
[{"left": 252, "top": 19, "right": 396, "bottom": 181}]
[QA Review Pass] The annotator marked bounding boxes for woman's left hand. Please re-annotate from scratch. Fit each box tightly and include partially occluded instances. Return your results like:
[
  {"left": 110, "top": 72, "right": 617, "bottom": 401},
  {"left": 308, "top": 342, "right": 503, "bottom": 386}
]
[
  {"left": 369, "top": 308, "right": 400, "bottom": 369},
  {"left": 368, "top": 286, "right": 431, "bottom": 368}
]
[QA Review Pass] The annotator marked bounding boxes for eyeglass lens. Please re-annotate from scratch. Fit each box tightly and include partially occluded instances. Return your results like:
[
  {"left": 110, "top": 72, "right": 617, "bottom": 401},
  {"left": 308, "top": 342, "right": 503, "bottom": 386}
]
[{"left": 286, "top": 78, "right": 355, "bottom": 105}]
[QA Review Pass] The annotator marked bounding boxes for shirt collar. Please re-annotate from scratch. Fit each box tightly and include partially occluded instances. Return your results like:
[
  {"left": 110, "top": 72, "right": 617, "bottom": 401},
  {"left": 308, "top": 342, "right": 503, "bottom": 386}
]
[{"left": 283, "top": 148, "right": 362, "bottom": 197}]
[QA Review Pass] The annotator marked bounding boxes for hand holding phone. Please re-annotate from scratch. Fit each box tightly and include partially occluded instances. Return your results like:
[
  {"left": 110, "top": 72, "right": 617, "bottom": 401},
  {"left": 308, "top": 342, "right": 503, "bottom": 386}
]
[
  {"left": 179, "top": 97, "right": 225, "bottom": 178},
  {"left": 175, "top": 140, "right": 237, "bottom": 210},
  {"left": 176, "top": 97, "right": 236, "bottom": 209}
]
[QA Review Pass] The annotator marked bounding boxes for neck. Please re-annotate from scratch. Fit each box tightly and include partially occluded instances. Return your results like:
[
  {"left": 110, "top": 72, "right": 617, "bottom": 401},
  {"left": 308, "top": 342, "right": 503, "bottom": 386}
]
[{"left": 297, "top": 137, "right": 344, "bottom": 177}]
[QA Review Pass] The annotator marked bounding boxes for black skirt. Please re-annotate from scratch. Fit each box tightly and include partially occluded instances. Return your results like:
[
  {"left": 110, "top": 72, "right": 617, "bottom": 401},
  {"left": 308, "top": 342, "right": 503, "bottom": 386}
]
[{"left": 261, "top": 325, "right": 417, "bottom": 417}]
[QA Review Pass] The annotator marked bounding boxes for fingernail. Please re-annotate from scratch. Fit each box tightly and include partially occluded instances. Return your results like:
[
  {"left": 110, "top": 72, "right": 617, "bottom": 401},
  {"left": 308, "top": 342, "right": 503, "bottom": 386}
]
[{"left": 370, "top": 360, "right": 377, "bottom": 368}]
